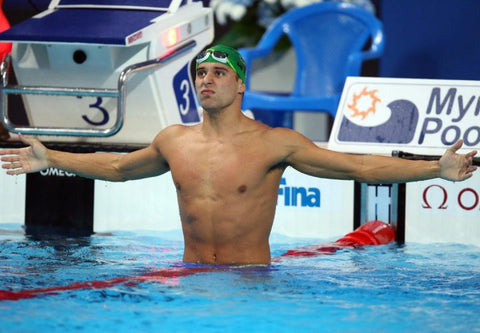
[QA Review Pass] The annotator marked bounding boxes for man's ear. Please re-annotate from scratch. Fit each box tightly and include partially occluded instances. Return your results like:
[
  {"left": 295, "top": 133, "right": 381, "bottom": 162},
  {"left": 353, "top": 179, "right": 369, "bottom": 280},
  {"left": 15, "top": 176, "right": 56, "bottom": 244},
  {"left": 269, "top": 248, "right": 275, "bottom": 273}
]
[{"left": 238, "top": 80, "right": 246, "bottom": 95}]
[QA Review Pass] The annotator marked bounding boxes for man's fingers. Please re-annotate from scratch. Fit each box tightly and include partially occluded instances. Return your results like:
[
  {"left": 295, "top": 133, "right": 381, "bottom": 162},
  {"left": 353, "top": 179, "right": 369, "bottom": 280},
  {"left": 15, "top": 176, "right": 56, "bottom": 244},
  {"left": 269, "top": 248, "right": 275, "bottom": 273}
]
[
  {"left": 466, "top": 150, "right": 478, "bottom": 159},
  {"left": 2, "top": 162, "right": 22, "bottom": 170},
  {"left": 449, "top": 139, "right": 464, "bottom": 153},
  {"left": 1, "top": 135, "right": 35, "bottom": 176},
  {"left": 1, "top": 155, "right": 20, "bottom": 163},
  {"left": 6, "top": 168, "right": 24, "bottom": 175},
  {"left": 0, "top": 148, "right": 19, "bottom": 156}
]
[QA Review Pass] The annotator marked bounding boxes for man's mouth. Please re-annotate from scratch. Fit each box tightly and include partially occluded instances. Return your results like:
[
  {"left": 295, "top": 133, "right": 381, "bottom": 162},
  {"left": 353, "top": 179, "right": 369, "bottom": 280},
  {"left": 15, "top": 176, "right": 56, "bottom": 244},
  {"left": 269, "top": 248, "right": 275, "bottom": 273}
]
[{"left": 200, "top": 89, "right": 214, "bottom": 96}]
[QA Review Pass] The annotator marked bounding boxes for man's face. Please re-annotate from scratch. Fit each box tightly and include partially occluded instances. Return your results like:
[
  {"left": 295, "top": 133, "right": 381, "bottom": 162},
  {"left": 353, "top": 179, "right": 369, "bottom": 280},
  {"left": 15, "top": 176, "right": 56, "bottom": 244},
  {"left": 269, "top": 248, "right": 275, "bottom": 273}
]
[{"left": 195, "top": 62, "right": 245, "bottom": 111}]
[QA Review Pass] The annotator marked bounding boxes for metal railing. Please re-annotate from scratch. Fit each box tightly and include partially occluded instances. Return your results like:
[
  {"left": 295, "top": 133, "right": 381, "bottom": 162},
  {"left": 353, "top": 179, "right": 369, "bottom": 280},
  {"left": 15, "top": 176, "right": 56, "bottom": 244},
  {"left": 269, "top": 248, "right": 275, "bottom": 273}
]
[{"left": 0, "top": 40, "right": 196, "bottom": 137}]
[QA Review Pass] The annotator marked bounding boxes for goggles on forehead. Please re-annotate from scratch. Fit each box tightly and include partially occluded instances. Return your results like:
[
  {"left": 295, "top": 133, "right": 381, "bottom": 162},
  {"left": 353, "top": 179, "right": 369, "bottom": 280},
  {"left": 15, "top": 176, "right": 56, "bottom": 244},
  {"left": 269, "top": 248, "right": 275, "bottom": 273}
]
[
  {"left": 195, "top": 46, "right": 246, "bottom": 83},
  {"left": 196, "top": 50, "right": 229, "bottom": 64}
]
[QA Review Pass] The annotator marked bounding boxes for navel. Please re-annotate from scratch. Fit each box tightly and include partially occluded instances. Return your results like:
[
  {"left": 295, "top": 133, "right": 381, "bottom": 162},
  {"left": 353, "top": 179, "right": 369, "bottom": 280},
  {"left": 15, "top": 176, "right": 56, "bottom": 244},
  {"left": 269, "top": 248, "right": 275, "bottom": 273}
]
[{"left": 238, "top": 185, "right": 247, "bottom": 193}]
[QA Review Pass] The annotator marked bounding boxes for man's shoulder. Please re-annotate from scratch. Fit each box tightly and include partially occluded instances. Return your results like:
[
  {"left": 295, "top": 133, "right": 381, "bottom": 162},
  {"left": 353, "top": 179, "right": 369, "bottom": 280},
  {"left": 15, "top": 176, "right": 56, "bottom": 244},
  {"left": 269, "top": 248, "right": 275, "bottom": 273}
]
[
  {"left": 151, "top": 124, "right": 199, "bottom": 147},
  {"left": 259, "top": 125, "right": 305, "bottom": 142},
  {"left": 159, "top": 123, "right": 199, "bottom": 137}
]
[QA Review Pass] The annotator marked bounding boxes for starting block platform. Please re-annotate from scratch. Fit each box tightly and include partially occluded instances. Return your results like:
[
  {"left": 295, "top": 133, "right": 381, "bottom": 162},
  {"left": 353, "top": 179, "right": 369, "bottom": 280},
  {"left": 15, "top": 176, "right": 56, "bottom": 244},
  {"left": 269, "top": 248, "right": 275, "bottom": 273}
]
[{"left": 0, "top": 0, "right": 213, "bottom": 143}]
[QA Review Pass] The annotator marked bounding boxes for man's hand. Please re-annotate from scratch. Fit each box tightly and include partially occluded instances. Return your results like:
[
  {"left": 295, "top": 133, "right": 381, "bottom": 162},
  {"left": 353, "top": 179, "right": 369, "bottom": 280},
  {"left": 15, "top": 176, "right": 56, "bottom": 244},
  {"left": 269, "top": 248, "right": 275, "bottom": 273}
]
[
  {"left": 439, "top": 140, "right": 478, "bottom": 181},
  {"left": 0, "top": 134, "right": 49, "bottom": 175}
]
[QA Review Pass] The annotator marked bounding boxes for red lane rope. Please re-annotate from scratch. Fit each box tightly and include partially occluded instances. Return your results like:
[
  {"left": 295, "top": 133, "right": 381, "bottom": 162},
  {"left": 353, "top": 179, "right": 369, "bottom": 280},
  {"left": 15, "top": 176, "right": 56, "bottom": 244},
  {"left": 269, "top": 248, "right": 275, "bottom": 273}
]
[
  {"left": 0, "top": 221, "right": 395, "bottom": 301},
  {"left": 0, "top": 267, "right": 215, "bottom": 301}
]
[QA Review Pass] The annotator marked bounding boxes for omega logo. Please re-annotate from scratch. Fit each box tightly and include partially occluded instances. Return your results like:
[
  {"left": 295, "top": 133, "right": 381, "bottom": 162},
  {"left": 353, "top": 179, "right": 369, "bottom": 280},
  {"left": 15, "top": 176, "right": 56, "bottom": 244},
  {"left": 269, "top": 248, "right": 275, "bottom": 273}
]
[
  {"left": 422, "top": 184, "right": 480, "bottom": 211},
  {"left": 422, "top": 185, "right": 448, "bottom": 209},
  {"left": 457, "top": 188, "right": 479, "bottom": 211},
  {"left": 40, "top": 168, "right": 76, "bottom": 177}
]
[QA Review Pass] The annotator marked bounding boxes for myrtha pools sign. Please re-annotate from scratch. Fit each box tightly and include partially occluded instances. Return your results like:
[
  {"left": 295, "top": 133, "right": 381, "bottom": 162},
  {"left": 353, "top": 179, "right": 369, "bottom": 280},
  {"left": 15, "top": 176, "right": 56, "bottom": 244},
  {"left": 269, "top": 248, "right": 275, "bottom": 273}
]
[{"left": 329, "top": 77, "right": 480, "bottom": 155}]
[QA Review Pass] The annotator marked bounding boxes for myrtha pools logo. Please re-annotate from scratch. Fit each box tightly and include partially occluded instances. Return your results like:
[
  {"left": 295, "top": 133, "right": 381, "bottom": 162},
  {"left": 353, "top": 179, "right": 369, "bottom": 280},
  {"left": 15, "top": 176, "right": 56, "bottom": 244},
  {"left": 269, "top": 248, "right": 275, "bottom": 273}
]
[
  {"left": 336, "top": 82, "right": 480, "bottom": 148},
  {"left": 338, "top": 86, "right": 419, "bottom": 144}
]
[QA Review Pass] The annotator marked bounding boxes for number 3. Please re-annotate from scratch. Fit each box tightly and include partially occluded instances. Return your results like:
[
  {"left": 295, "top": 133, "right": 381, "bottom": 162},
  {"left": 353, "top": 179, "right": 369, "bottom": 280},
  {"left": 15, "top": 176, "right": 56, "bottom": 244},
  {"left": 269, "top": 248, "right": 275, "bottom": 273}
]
[
  {"left": 82, "top": 97, "right": 109, "bottom": 126},
  {"left": 179, "top": 79, "right": 190, "bottom": 116}
]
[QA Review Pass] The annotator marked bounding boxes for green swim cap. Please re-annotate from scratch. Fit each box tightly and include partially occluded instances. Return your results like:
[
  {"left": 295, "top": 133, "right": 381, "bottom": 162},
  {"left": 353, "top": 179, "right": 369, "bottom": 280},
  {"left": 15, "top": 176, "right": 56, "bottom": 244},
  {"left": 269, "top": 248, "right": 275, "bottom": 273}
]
[{"left": 195, "top": 44, "right": 246, "bottom": 83}]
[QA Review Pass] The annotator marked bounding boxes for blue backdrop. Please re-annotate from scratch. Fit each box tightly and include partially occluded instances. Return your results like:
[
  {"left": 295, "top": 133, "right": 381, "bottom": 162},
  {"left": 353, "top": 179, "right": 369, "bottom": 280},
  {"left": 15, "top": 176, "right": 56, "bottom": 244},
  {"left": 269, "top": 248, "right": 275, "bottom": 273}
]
[{"left": 379, "top": 0, "right": 480, "bottom": 80}]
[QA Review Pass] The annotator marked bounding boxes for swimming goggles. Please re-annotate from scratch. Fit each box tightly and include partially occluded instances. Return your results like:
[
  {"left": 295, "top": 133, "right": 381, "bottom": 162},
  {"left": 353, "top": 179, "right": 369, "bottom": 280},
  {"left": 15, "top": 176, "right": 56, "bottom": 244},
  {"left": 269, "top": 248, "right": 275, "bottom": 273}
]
[
  {"left": 196, "top": 50, "right": 230, "bottom": 64},
  {"left": 195, "top": 47, "right": 246, "bottom": 83}
]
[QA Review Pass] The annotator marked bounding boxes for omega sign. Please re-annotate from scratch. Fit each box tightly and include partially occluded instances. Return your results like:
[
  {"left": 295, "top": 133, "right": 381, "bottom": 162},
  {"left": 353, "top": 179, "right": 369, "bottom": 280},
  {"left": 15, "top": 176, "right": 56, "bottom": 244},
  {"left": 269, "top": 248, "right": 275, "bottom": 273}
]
[
  {"left": 422, "top": 184, "right": 480, "bottom": 211},
  {"left": 40, "top": 168, "right": 76, "bottom": 177}
]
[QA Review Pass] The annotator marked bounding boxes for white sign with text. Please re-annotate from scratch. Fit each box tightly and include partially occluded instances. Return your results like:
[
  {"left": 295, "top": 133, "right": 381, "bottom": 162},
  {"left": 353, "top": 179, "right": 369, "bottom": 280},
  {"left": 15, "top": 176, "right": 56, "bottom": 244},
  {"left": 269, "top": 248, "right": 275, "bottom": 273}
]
[{"left": 329, "top": 76, "right": 480, "bottom": 155}]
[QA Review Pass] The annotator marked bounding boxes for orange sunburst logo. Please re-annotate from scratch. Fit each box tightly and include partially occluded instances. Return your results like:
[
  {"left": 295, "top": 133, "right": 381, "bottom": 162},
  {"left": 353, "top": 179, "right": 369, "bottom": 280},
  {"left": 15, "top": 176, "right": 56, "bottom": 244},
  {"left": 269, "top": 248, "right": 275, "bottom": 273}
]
[{"left": 347, "top": 87, "right": 381, "bottom": 119}]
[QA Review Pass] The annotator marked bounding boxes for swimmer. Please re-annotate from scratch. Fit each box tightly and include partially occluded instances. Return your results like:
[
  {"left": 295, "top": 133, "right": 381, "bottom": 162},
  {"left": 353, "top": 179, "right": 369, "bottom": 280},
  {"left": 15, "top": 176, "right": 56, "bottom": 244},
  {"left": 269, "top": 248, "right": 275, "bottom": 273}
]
[{"left": 1, "top": 45, "right": 478, "bottom": 265}]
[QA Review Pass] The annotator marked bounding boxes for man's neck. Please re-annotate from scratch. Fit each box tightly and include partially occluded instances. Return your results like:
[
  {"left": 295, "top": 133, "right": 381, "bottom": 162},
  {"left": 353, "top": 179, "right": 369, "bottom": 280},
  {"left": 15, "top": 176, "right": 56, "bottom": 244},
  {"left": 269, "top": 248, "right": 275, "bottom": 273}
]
[{"left": 201, "top": 105, "right": 247, "bottom": 138}]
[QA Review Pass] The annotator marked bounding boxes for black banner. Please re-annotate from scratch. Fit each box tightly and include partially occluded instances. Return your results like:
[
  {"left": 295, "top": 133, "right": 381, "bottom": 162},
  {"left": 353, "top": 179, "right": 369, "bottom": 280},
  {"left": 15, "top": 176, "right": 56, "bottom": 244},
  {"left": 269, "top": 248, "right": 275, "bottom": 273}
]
[{"left": 25, "top": 169, "right": 94, "bottom": 236}]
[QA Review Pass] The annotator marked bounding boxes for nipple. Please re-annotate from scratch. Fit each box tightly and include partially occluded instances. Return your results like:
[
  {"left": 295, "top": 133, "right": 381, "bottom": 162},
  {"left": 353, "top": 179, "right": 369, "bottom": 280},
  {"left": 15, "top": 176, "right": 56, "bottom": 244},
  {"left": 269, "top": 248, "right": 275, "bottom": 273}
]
[{"left": 238, "top": 185, "right": 247, "bottom": 193}]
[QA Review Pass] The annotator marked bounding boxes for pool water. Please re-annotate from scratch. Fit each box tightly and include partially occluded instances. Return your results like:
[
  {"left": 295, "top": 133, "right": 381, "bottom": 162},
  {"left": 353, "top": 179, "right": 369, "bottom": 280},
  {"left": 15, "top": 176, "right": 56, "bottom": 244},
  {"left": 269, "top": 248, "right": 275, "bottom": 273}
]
[{"left": 1, "top": 223, "right": 480, "bottom": 332}]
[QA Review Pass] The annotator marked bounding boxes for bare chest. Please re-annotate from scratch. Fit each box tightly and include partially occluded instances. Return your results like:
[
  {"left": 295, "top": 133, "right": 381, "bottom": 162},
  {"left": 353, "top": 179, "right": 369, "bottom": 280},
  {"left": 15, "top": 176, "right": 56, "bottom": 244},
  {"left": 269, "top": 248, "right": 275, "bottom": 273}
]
[{"left": 167, "top": 141, "right": 279, "bottom": 195}]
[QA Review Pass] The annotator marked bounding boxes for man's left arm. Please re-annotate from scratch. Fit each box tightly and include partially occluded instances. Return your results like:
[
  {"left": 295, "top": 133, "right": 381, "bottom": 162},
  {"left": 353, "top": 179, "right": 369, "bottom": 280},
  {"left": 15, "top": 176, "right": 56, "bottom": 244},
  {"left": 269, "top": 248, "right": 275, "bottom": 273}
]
[{"left": 277, "top": 128, "right": 477, "bottom": 183}]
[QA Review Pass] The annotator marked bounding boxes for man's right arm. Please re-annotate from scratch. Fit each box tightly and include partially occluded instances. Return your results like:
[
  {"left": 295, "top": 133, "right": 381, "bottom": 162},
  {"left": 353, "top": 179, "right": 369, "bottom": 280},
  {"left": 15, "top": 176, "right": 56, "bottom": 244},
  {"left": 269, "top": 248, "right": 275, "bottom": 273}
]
[{"left": 0, "top": 134, "right": 170, "bottom": 181}]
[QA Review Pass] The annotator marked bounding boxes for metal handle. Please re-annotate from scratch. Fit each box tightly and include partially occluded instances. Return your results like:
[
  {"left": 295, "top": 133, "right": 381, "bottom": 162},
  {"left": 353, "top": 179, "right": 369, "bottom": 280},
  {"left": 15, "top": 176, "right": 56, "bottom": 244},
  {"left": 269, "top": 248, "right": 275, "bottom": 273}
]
[{"left": 0, "top": 41, "right": 196, "bottom": 137}]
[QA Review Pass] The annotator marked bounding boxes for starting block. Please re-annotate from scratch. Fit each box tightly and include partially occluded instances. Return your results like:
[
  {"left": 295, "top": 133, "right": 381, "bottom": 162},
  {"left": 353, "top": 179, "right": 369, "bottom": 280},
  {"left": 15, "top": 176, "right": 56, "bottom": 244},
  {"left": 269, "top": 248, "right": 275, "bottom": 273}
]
[{"left": 0, "top": 0, "right": 213, "bottom": 144}]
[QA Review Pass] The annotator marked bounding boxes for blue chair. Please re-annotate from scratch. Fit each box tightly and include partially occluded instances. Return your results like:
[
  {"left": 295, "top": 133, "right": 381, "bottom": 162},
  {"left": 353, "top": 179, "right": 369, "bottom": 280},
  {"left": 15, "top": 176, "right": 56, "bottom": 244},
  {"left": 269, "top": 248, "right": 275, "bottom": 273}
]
[{"left": 239, "top": 2, "right": 384, "bottom": 120}]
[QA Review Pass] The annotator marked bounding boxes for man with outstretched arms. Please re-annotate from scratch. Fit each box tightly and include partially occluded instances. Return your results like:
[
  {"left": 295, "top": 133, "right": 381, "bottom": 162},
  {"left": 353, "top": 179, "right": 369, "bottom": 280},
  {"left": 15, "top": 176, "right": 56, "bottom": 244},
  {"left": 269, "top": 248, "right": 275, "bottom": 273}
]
[{"left": 1, "top": 45, "right": 477, "bottom": 265}]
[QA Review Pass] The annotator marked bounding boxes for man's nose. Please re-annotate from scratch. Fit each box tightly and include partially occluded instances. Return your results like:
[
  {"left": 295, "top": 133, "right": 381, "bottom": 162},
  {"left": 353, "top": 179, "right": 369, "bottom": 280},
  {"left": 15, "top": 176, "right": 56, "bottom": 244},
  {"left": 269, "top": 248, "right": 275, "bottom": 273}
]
[{"left": 202, "top": 71, "right": 214, "bottom": 84}]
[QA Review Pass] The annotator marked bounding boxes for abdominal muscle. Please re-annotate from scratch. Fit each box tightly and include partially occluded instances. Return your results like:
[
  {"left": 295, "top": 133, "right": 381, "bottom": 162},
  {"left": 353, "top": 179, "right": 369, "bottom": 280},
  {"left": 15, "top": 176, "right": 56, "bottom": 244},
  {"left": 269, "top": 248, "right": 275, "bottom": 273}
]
[{"left": 179, "top": 192, "right": 277, "bottom": 265}]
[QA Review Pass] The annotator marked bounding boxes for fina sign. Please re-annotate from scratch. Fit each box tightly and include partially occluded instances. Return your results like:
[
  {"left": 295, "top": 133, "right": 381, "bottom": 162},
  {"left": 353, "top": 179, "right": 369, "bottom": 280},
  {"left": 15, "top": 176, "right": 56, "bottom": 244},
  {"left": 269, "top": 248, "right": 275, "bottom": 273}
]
[{"left": 329, "top": 77, "right": 480, "bottom": 155}]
